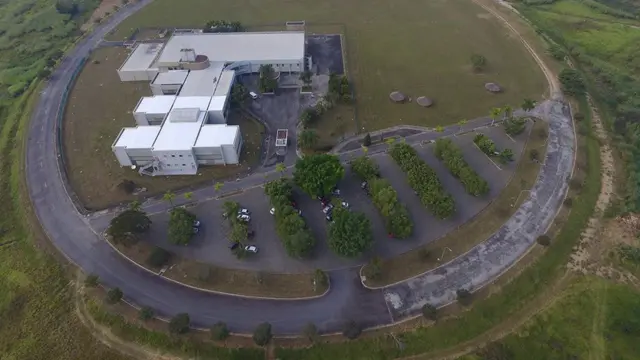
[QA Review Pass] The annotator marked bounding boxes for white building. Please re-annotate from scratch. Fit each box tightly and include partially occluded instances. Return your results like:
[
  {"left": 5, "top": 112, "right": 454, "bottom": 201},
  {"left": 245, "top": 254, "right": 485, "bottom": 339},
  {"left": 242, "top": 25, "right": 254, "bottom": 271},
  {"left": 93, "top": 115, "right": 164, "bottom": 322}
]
[{"left": 112, "top": 31, "right": 305, "bottom": 176}]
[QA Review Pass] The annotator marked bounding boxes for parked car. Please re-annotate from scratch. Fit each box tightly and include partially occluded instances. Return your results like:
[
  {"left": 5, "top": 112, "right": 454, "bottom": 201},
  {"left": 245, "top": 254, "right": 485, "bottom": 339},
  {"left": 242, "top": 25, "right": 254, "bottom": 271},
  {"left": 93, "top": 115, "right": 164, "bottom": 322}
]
[
  {"left": 193, "top": 220, "right": 201, "bottom": 227},
  {"left": 332, "top": 187, "right": 341, "bottom": 196},
  {"left": 192, "top": 227, "right": 200, "bottom": 234},
  {"left": 237, "top": 214, "right": 251, "bottom": 222},
  {"left": 322, "top": 204, "right": 334, "bottom": 214},
  {"left": 341, "top": 201, "right": 350, "bottom": 209},
  {"left": 237, "top": 208, "right": 251, "bottom": 215},
  {"left": 244, "top": 245, "right": 258, "bottom": 253},
  {"left": 325, "top": 214, "right": 334, "bottom": 223},
  {"left": 269, "top": 207, "right": 276, "bottom": 215}
]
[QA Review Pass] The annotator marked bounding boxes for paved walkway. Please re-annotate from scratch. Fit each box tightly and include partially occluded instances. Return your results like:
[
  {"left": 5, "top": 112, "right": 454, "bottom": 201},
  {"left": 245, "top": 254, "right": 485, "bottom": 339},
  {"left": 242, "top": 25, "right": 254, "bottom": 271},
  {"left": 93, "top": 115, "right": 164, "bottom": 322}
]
[{"left": 25, "top": 0, "right": 575, "bottom": 335}]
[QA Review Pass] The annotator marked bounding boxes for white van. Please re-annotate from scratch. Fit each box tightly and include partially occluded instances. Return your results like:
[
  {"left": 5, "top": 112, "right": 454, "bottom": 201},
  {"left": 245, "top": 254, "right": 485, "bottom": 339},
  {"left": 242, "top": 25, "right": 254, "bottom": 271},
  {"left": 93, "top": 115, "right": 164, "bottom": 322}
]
[{"left": 249, "top": 91, "right": 259, "bottom": 100}]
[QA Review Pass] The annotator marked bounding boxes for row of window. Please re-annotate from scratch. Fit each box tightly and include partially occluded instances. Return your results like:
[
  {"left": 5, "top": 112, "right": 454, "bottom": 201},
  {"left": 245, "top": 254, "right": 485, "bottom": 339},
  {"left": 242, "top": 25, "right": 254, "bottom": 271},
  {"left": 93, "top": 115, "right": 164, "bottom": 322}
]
[{"left": 164, "top": 154, "right": 192, "bottom": 158}]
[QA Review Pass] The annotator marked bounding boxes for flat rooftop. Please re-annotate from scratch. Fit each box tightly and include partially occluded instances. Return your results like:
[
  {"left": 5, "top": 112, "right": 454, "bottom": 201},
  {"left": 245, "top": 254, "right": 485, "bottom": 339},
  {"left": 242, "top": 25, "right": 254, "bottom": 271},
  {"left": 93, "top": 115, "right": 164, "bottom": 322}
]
[
  {"left": 213, "top": 70, "right": 235, "bottom": 97},
  {"left": 207, "top": 96, "right": 227, "bottom": 112},
  {"left": 134, "top": 96, "right": 176, "bottom": 114},
  {"left": 113, "top": 126, "right": 161, "bottom": 149},
  {"left": 119, "top": 43, "right": 164, "bottom": 72},
  {"left": 153, "top": 109, "right": 207, "bottom": 151},
  {"left": 179, "top": 65, "right": 224, "bottom": 97},
  {"left": 172, "top": 96, "right": 212, "bottom": 111},
  {"left": 157, "top": 32, "right": 305, "bottom": 64},
  {"left": 152, "top": 70, "right": 189, "bottom": 85},
  {"left": 194, "top": 124, "right": 239, "bottom": 147}
]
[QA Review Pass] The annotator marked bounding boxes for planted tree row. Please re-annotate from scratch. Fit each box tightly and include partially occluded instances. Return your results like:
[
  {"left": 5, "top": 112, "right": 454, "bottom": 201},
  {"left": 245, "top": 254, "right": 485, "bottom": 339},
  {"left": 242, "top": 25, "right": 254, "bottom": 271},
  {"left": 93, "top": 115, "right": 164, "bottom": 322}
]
[
  {"left": 264, "top": 179, "right": 315, "bottom": 258},
  {"left": 350, "top": 156, "right": 413, "bottom": 238},
  {"left": 328, "top": 206, "right": 373, "bottom": 258},
  {"left": 388, "top": 143, "right": 456, "bottom": 219},
  {"left": 433, "top": 139, "right": 489, "bottom": 196},
  {"left": 473, "top": 134, "right": 514, "bottom": 164}
]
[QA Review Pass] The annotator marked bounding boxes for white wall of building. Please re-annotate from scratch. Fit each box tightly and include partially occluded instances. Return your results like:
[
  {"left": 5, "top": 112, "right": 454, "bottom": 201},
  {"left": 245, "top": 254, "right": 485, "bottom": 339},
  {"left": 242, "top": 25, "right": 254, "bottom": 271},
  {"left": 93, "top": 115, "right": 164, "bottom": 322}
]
[
  {"left": 152, "top": 149, "right": 198, "bottom": 174},
  {"left": 118, "top": 69, "right": 159, "bottom": 82},
  {"left": 150, "top": 83, "right": 182, "bottom": 96},
  {"left": 113, "top": 146, "right": 132, "bottom": 167}
]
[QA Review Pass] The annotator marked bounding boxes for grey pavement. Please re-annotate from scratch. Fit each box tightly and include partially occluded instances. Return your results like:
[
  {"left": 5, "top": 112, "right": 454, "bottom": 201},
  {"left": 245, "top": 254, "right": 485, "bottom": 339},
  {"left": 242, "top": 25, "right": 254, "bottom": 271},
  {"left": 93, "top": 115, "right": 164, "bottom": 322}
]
[{"left": 25, "top": 0, "right": 575, "bottom": 336}]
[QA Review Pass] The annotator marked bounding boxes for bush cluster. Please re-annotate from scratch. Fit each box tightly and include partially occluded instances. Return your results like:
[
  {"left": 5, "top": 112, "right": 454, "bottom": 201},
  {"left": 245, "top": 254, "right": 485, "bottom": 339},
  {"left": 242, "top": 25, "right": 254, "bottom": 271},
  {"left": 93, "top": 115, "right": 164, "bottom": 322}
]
[
  {"left": 389, "top": 143, "right": 456, "bottom": 219},
  {"left": 222, "top": 201, "right": 250, "bottom": 246},
  {"left": 264, "top": 179, "right": 315, "bottom": 257},
  {"left": 473, "top": 134, "right": 514, "bottom": 164},
  {"left": 434, "top": 139, "right": 489, "bottom": 196},
  {"left": 503, "top": 117, "right": 527, "bottom": 136}
]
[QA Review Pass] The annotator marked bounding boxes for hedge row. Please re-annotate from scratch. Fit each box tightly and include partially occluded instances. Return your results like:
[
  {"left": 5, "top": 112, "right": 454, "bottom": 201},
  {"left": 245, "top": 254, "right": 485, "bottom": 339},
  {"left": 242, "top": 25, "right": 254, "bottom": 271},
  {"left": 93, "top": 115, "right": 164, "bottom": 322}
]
[
  {"left": 264, "top": 179, "right": 315, "bottom": 257},
  {"left": 473, "top": 134, "right": 514, "bottom": 164},
  {"left": 388, "top": 142, "right": 456, "bottom": 219},
  {"left": 350, "top": 156, "right": 413, "bottom": 238},
  {"left": 433, "top": 138, "right": 489, "bottom": 196}
]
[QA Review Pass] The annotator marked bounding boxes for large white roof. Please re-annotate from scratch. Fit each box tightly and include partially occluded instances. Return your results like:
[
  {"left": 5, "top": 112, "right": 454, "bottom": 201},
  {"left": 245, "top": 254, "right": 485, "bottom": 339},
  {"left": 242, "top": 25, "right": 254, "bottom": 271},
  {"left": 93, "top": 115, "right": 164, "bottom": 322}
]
[
  {"left": 152, "top": 70, "right": 189, "bottom": 85},
  {"left": 172, "top": 96, "right": 212, "bottom": 111},
  {"left": 179, "top": 65, "right": 224, "bottom": 97},
  {"left": 113, "top": 126, "right": 161, "bottom": 149},
  {"left": 119, "top": 43, "right": 163, "bottom": 72},
  {"left": 153, "top": 110, "right": 206, "bottom": 151},
  {"left": 157, "top": 32, "right": 305, "bottom": 64},
  {"left": 194, "top": 124, "right": 239, "bottom": 148},
  {"left": 213, "top": 70, "right": 235, "bottom": 97},
  {"left": 207, "top": 96, "right": 227, "bottom": 112},
  {"left": 134, "top": 96, "right": 176, "bottom": 115}
]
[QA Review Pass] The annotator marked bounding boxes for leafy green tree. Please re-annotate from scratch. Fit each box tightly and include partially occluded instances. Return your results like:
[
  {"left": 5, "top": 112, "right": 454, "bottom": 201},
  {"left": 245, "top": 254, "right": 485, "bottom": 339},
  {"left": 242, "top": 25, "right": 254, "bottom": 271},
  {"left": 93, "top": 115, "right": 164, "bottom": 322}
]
[
  {"left": 264, "top": 178, "right": 292, "bottom": 199},
  {"left": 184, "top": 192, "right": 193, "bottom": 201},
  {"left": 168, "top": 207, "right": 197, "bottom": 245},
  {"left": 456, "top": 288, "right": 473, "bottom": 306},
  {"left": 169, "top": 313, "right": 190, "bottom": 334},
  {"left": 138, "top": 306, "right": 154, "bottom": 321},
  {"left": 502, "top": 105, "right": 513, "bottom": 120},
  {"left": 299, "top": 129, "right": 319, "bottom": 150},
  {"left": 299, "top": 108, "right": 318, "bottom": 128},
  {"left": 214, "top": 182, "right": 224, "bottom": 191},
  {"left": 521, "top": 98, "right": 536, "bottom": 112},
  {"left": 147, "top": 247, "right": 171, "bottom": 268},
  {"left": 470, "top": 54, "right": 487, "bottom": 72},
  {"left": 489, "top": 107, "right": 502, "bottom": 126},
  {"left": 350, "top": 156, "right": 380, "bottom": 180},
  {"left": 293, "top": 154, "right": 344, "bottom": 197},
  {"left": 503, "top": 117, "right": 527, "bottom": 136},
  {"left": 107, "top": 208, "right": 152, "bottom": 246},
  {"left": 499, "top": 149, "right": 514, "bottom": 164},
  {"left": 230, "top": 83, "right": 248, "bottom": 106},
  {"left": 253, "top": 322, "right": 272, "bottom": 346},
  {"left": 434, "top": 139, "right": 489, "bottom": 196},
  {"left": 210, "top": 322, "right": 230, "bottom": 340},
  {"left": 368, "top": 178, "right": 414, "bottom": 237},
  {"left": 548, "top": 44, "right": 565, "bottom": 60},
  {"left": 473, "top": 134, "right": 496, "bottom": 155},
  {"left": 559, "top": 68, "right": 586, "bottom": 96},
  {"left": 328, "top": 208, "right": 373, "bottom": 257},
  {"left": 363, "top": 133, "right": 372, "bottom": 146},
  {"left": 258, "top": 64, "right": 278, "bottom": 93},
  {"left": 421, "top": 303, "right": 437, "bottom": 321},
  {"left": 230, "top": 221, "right": 248, "bottom": 243},
  {"left": 55, "top": 0, "right": 79, "bottom": 15},
  {"left": 105, "top": 288, "right": 123, "bottom": 304},
  {"left": 222, "top": 201, "right": 240, "bottom": 219}
]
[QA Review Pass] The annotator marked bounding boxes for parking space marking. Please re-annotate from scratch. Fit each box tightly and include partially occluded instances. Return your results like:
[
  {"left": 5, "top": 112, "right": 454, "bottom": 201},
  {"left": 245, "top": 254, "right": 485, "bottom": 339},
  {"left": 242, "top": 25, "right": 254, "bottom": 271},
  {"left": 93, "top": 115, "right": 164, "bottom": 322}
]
[{"left": 473, "top": 143, "right": 502, "bottom": 171}]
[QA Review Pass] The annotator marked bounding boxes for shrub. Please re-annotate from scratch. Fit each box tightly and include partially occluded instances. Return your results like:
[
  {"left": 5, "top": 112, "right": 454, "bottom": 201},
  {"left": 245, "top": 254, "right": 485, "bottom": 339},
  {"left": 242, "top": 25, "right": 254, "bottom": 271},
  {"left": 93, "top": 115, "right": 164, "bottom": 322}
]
[
  {"left": 210, "top": 321, "right": 230, "bottom": 340},
  {"left": 388, "top": 143, "right": 456, "bottom": 218},
  {"left": 342, "top": 320, "right": 362, "bottom": 339},
  {"left": 470, "top": 54, "right": 487, "bottom": 72},
  {"left": 313, "top": 269, "right": 328, "bottom": 289},
  {"left": 253, "top": 322, "right": 272, "bottom": 346},
  {"left": 574, "top": 112, "right": 585, "bottom": 122},
  {"left": 364, "top": 256, "right": 382, "bottom": 280},
  {"left": 117, "top": 179, "right": 136, "bottom": 194},
  {"left": 421, "top": 303, "right": 437, "bottom": 321},
  {"left": 434, "top": 139, "right": 489, "bottom": 196},
  {"left": 138, "top": 306, "right": 154, "bottom": 321},
  {"left": 168, "top": 207, "right": 197, "bottom": 245},
  {"left": 328, "top": 208, "right": 373, "bottom": 257},
  {"left": 169, "top": 313, "right": 190, "bottom": 334},
  {"left": 498, "top": 149, "right": 514, "bottom": 164},
  {"left": 456, "top": 288, "right": 473, "bottom": 306},
  {"left": 84, "top": 274, "right": 99, "bottom": 287},
  {"left": 363, "top": 133, "right": 372, "bottom": 146},
  {"left": 369, "top": 178, "right": 414, "bottom": 238},
  {"left": 146, "top": 247, "right": 171, "bottom": 268},
  {"left": 548, "top": 44, "right": 565, "bottom": 60},
  {"left": 105, "top": 288, "right": 123, "bottom": 304},
  {"left": 529, "top": 149, "right": 540, "bottom": 161},
  {"left": 564, "top": 197, "right": 573, "bottom": 207},
  {"left": 473, "top": 133, "right": 497, "bottom": 155},
  {"left": 302, "top": 322, "right": 319, "bottom": 342},
  {"left": 536, "top": 235, "right": 551, "bottom": 246},
  {"left": 559, "top": 68, "right": 586, "bottom": 96},
  {"left": 350, "top": 156, "right": 380, "bottom": 180},
  {"left": 503, "top": 117, "right": 527, "bottom": 136}
]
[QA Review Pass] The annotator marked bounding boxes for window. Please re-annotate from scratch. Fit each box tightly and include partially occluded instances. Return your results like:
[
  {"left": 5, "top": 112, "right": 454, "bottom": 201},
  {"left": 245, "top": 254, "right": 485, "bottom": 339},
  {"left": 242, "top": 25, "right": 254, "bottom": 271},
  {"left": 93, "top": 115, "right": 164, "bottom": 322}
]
[
  {"left": 182, "top": 164, "right": 186, "bottom": 166},
  {"left": 171, "top": 155, "right": 176, "bottom": 157},
  {"left": 179, "top": 155, "right": 183, "bottom": 157}
]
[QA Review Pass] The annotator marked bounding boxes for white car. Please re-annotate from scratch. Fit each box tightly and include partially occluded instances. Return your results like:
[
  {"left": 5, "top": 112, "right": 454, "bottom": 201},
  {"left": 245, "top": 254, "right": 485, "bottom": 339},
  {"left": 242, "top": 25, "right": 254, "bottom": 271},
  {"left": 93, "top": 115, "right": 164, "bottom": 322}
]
[
  {"left": 322, "top": 204, "right": 334, "bottom": 214},
  {"left": 237, "top": 214, "right": 251, "bottom": 222},
  {"left": 238, "top": 208, "right": 251, "bottom": 215},
  {"left": 249, "top": 91, "right": 259, "bottom": 100},
  {"left": 341, "top": 201, "right": 350, "bottom": 209},
  {"left": 193, "top": 220, "right": 201, "bottom": 227},
  {"left": 244, "top": 245, "right": 258, "bottom": 253},
  {"left": 269, "top": 207, "right": 275, "bottom": 215}
]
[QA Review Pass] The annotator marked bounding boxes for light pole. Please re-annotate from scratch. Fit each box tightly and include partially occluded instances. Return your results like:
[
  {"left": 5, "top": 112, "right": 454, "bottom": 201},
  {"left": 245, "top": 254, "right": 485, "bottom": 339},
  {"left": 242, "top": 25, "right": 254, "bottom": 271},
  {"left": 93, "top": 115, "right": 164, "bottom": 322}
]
[
  {"left": 437, "top": 247, "right": 452, "bottom": 261},
  {"left": 511, "top": 189, "right": 531, "bottom": 207}
]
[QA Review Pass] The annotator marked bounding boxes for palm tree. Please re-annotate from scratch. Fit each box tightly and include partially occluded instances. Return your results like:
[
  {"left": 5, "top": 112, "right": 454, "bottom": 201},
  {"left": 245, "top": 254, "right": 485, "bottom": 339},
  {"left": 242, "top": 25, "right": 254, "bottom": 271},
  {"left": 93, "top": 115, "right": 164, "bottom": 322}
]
[
  {"left": 184, "top": 192, "right": 193, "bottom": 201},
  {"left": 489, "top": 107, "right": 502, "bottom": 127},
  {"left": 129, "top": 200, "right": 141, "bottom": 211},
  {"left": 502, "top": 105, "right": 513, "bottom": 120},
  {"left": 521, "top": 98, "right": 536, "bottom": 112},
  {"left": 275, "top": 162, "right": 286, "bottom": 177},
  {"left": 163, "top": 191, "right": 176, "bottom": 207},
  {"left": 435, "top": 125, "right": 444, "bottom": 133},
  {"left": 214, "top": 182, "right": 223, "bottom": 192},
  {"left": 385, "top": 137, "right": 396, "bottom": 145}
]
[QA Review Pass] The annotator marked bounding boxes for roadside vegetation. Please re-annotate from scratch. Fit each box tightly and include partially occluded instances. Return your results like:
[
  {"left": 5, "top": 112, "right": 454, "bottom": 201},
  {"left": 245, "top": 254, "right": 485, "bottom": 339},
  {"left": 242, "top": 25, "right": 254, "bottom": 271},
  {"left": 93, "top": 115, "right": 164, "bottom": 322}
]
[{"left": 434, "top": 138, "right": 490, "bottom": 196}]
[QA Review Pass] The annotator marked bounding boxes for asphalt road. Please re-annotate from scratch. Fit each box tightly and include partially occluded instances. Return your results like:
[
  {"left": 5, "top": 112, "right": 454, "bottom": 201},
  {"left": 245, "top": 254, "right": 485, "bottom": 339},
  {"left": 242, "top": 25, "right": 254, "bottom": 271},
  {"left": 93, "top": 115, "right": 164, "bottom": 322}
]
[{"left": 25, "top": 0, "right": 575, "bottom": 336}]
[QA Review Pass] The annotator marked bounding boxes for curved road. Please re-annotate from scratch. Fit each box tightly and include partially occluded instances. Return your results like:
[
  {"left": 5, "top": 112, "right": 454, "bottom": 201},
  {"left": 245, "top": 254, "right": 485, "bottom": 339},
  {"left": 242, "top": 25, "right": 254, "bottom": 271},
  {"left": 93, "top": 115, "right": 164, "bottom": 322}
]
[{"left": 26, "top": 0, "right": 574, "bottom": 335}]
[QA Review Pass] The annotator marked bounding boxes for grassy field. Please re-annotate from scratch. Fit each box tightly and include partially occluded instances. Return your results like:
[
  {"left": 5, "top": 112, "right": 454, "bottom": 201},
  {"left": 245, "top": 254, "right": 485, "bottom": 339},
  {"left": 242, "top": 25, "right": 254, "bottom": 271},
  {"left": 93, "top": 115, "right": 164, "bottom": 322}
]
[
  {"left": 364, "top": 120, "right": 548, "bottom": 287},
  {"left": 109, "top": 0, "right": 546, "bottom": 132},
  {"left": 63, "top": 47, "right": 265, "bottom": 210},
  {"left": 112, "top": 239, "right": 327, "bottom": 298},
  {"left": 459, "top": 277, "right": 640, "bottom": 360}
]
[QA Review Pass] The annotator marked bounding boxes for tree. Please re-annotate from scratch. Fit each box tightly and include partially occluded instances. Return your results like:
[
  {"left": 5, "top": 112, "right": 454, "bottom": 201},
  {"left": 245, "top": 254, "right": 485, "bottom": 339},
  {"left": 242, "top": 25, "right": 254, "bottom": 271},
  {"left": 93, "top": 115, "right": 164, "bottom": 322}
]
[
  {"left": 328, "top": 208, "right": 373, "bottom": 257},
  {"left": 502, "top": 105, "right": 513, "bottom": 120},
  {"left": 313, "top": 269, "right": 328, "bottom": 289},
  {"left": 521, "top": 98, "right": 536, "bottom": 112},
  {"left": 230, "top": 221, "right": 248, "bottom": 243},
  {"left": 168, "top": 207, "right": 197, "bottom": 245},
  {"left": 470, "top": 54, "right": 487, "bottom": 72},
  {"left": 299, "top": 129, "right": 319, "bottom": 150},
  {"left": 163, "top": 190, "right": 176, "bottom": 207},
  {"left": 105, "top": 288, "right": 123, "bottom": 304},
  {"left": 498, "top": 149, "right": 514, "bottom": 164},
  {"left": 456, "top": 288, "right": 473, "bottom": 306},
  {"left": 147, "top": 247, "right": 171, "bottom": 267},
  {"left": 210, "top": 321, "right": 230, "bottom": 340},
  {"left": 559, "top": 68, "right": 585, "bottom": 96},
  {"left": 293, "top": 154, "right": 344, "bottom": 197},
  {"left": 457, "top": 119, "right": 467, "bottom": 134},
  {"left": 203, "top": 20, "right": 244, "bottom": 33},
  {"left": 350, "top": 156, "right": 380, "bottom": 180},
  {"left": 299, "top": 70, "right": 312, "bottom": 85},
  {"left": 275, "top": 162, "right": 287, "bottom": 177},
  {"left": 548, "top": 44, "right": 566, "bottom": 61},
  {"left": 300, "top": 108, "right": 318, "bottom": 128},
  {"left": 342, "top": 320, "right": 362, "bottom": 339},
  {"left": 253, "top": 322, "right": 272, "bottom": 346},
  {"left": 169, "top": 313, "right": 190, "bottom": 334},
  {"left": 222, "top": 201, "right": 240, "bottom": 219},
  {"left": 529, "top": 149, "right": 539, "bottom": 161},
  {"left": 230, "top": 83, "right": 248, "bottom": 106},
  {"left": 107, "top": 208, "right": 152, "bottom": 246},
  {"left": 258, "top": 64, "right": 278, "bottom": 93},
  {"left": 435, "top": 125, "right": 444, "bottom": 133},
  {"left": 184, "top": 192, "right": 193, "bottom": 201},
  {"left": 365, "top": 256, "right": 383, "bottom": 280},
  {"left": 214, "top": 182, "right": 223, "bottom": 192},
  {"left": 421, "top": 303, "right": 437, "bottom": 321},
  {"left": 55, "top": 0, "right": 79, "bottom": 15},
  {"left": 138, "top": 306, "right": 154, "bottom": 321},
  {"left": 84, "top": 274, "right": 99, "bottom": 287},
  {"left": 489, "top": 107, "right": 502, "bottom": 126},
  {"left": 38, "top": 68, "right": 52, "bottom": 80},
  {"left": 303, "top": 322, "right": 319, "bottom": 342},
  {"left": 536, "top": 234, "right": 551, "bottom": 246},
  {"left": 281, "top": 228, "right": 315, "bottom": 258},
  {"left": 503, "top": 117, "right": 527, "bottom": 136},
  {"left": 434, "top": 139, "right": 489, "bottom": 196},
  {"left": 363, "top": 133, "right": 372, "bottom": 146}
]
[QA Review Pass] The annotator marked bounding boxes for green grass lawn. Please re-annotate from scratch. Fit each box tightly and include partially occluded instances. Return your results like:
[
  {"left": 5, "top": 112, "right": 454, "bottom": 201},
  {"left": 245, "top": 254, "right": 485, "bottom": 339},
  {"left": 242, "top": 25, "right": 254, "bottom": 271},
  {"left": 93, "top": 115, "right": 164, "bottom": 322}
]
[
  {"left": 110, "top": 0, "right": 546, "bottom": 131},
  {"left": 460, "top": 277, "right": 640, "bottom": 360}
]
